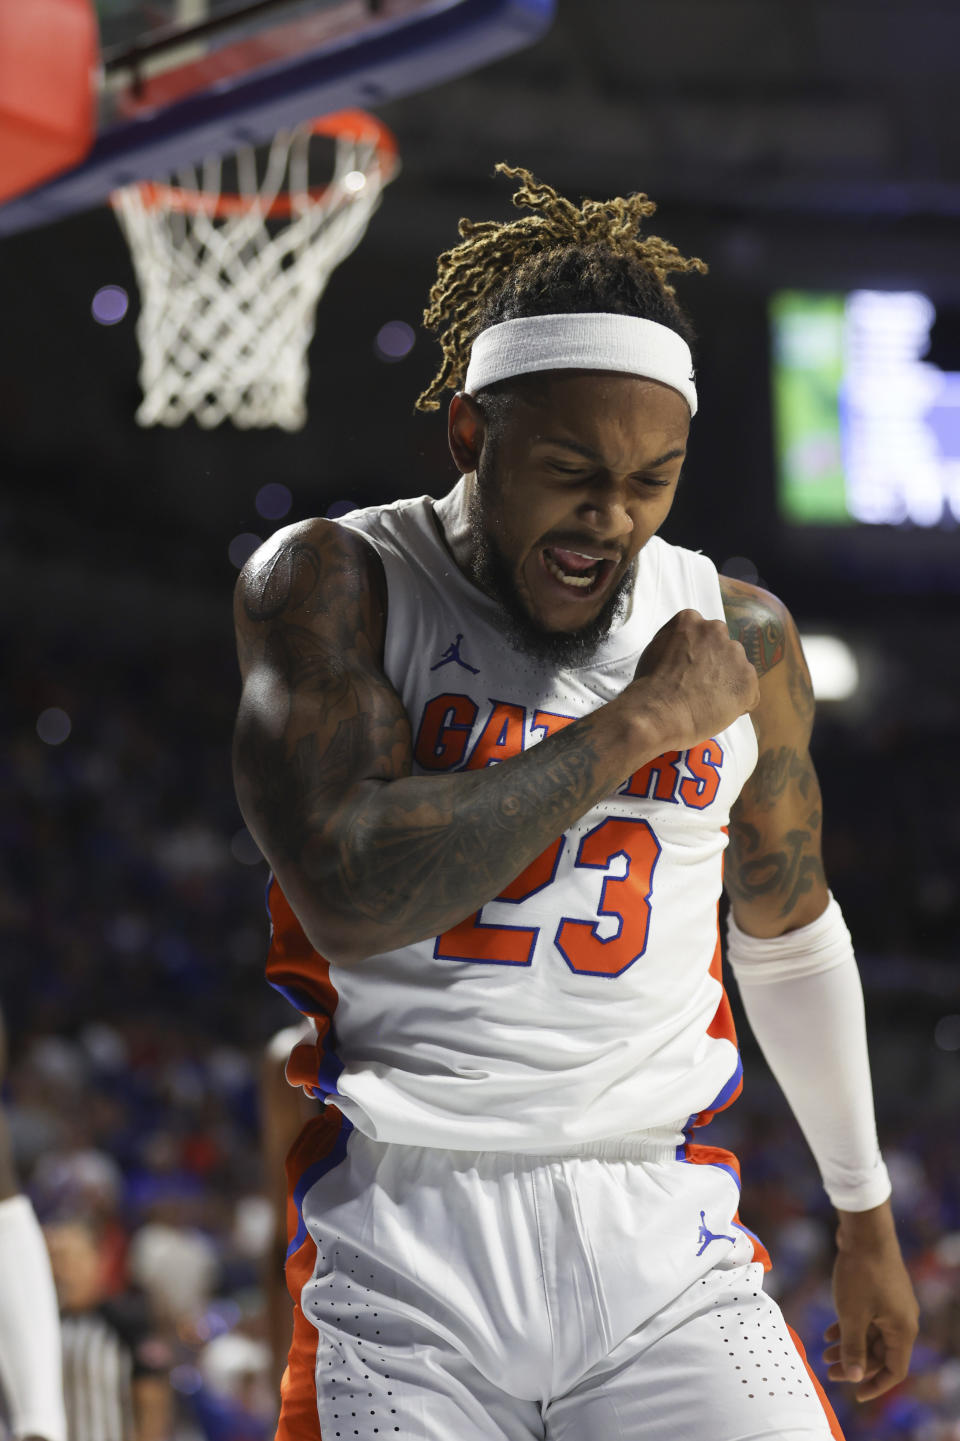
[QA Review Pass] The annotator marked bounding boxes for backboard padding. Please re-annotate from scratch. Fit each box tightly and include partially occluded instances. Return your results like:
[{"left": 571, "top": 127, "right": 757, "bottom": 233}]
[{"left": 0, "top": 0, "right": 554, "bottom": 235}]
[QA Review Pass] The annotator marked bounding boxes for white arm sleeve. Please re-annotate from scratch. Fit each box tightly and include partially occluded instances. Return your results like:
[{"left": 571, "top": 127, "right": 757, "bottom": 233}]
[
  {"left": 0, "top": 1194, "right": 66, "bottom": 1441},
  {"left": 726, "top": 894, "right": 892, "bottom": 1213}
]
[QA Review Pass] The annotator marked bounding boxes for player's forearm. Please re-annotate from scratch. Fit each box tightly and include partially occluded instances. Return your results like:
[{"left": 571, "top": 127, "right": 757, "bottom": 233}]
[
  {"left": 726, "top": 897, "right": 891, "bottom": 1212},
  {"left": 0, "top": 1195, "right": 66, "bottom": 1441},
  {"left": 244, "top": 697, "right": 652, "bottom": 965}
]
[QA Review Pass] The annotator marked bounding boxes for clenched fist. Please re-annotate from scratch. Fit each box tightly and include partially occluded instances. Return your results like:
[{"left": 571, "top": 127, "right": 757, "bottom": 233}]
[{"left": 624, "top": 609, "right": 759, "bottom": 755}]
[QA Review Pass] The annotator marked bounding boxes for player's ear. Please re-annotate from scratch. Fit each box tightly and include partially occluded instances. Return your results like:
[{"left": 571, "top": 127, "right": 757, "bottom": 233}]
[{"left": 447, "top": 392, "right": 488, "bottom": 474}]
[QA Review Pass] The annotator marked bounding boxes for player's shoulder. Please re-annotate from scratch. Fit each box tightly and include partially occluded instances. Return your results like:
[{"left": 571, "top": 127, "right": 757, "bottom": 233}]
[
  {"left": 718, "top": 574, "right": 793, "bottom": 681},
  {"left": 234, "top": 516, "right": 385, "bottom": 628},
  {"left": 720, "top": 576, "right": 815, "bottom": 741}
]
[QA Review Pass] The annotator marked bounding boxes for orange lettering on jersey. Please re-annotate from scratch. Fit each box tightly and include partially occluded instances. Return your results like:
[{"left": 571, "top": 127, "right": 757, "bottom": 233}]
[
  {"left": 531, "top": 708, "right": 576, "bottom": 740},
  {"left": 435, "top": 816, "right": 566, "bottom": 966},
  {"left": 435, "top": 839, "right": 556, "bottom": 966},
  {"left": 414, "top": 693, "right": 478, "bottom": 771},
  {"left": 498, "top": 836, "right": 565, "bottom": 900},
  {"left": 679, "top": 740, "right": 723, "bottom": 809},
  {"left": 435, "top": 912, "right": 537, "bottom": 965},
  {"left": 620, "top": 750, "right": 682, "bottom": 802},
  {"left": 464, "top": 701, "right": 527, "bottom": 769},
  {"left": 555, "top": 817, "right": 661, "bottom": 977}
]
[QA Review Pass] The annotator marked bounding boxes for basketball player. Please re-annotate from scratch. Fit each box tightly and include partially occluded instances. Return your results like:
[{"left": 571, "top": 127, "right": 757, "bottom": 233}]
[
  {"left": 233, "top": 167, "right": 919, "bottom": 1440},
  {"left": 0, "top": 1014, "right": 66, "bottom": 1441}
]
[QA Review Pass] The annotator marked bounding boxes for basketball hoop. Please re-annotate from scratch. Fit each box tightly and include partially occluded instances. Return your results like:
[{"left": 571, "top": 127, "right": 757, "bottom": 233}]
[{"left": 110, "top": 110, "right": 399, "bottom": 430}]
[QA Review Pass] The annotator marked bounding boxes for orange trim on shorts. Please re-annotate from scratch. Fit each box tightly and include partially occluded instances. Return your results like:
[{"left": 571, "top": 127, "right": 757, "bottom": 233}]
[
  {"left": 276, "top": 1109, "right": 350, "bottom": 1441},
  {"left": 278, "top": 1233, "right": 323, "bottom": 1441},
  {"left": 786, "top": 1324, "right": 846, "bottom": 1441},
  {"left": 680, "top": 1143, "right": 773, "bottom": 1271}
]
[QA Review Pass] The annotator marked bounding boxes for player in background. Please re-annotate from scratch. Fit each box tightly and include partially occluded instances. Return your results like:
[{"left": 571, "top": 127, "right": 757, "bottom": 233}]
[
  {"left": 44, "top": 1218, "right": 172, "bottom": 1441},
  {"left": 0, "top": 1012, "right": 67, "bottom": 1441},
  {"left": 233, "top": 166, "right": 919, "bottom": 1440}
]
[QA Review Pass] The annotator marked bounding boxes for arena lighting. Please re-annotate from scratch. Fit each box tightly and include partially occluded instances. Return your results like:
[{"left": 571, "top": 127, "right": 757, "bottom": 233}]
[
  {"left": 36, "top": 706, "right": 71, "bottom": 744},
  {"left": 255, "top": 482, "right": 292, "bottom": 520},
  {"left": 374, "top": 320, "right": 416, "bottom": 362},
  {"left": 91, "top": 284, "right": 129, "bottom": 325},
  {"left": 228, "top": 532, "right": 262, "bottom": 569},
  {"left": 797, "top": 634, "right": 859, "bottom": 702},
  {"left": 934, "top": 1016, "right": 960, "bottom": 1053}
]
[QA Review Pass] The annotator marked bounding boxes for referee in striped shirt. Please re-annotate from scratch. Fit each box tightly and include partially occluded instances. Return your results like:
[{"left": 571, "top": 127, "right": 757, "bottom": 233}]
[{"left": 44, "top": 1220, "right": 172, "bottom": 1441}]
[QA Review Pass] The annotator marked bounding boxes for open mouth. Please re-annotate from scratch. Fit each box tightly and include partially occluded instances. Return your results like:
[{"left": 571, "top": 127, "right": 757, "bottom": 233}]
[{"left": 540, "top": 545, "right": 617, "bottom": 597}]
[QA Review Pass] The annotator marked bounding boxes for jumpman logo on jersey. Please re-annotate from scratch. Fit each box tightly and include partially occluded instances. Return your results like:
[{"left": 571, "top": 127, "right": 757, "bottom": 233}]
[
  {"left": 430, "top": 634, "right": 480, "bottom": 674},
  {"left": 696, "top": 1211, "right": 737, "bottom": 1256}
]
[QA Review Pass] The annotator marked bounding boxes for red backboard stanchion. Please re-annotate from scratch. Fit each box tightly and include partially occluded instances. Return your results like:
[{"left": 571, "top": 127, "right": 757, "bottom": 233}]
[{"left": 0, "top": 0, "right": 98, "bottom": 205}]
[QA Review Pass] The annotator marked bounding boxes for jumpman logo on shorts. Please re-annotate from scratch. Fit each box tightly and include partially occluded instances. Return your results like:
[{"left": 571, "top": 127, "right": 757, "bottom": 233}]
[
  {"left": 430, "top": 634, "right": 480, "bottom": 674},
  {"left": 696, "top": 1210, "right": 737, "bottom": 1256}
]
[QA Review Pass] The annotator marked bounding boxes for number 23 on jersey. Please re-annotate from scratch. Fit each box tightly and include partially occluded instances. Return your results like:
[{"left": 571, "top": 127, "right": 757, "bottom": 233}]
[
  {"left": 435, "top": 817, "right": 661, "bottom": 978},
  {"left": 423, "top": 698, "right": 724, "bottom": 980}
]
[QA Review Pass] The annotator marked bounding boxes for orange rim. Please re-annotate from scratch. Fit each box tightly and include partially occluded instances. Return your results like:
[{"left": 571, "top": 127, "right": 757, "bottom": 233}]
[{"left": 128, "top": 109, "right": 398, "bottom": 219}]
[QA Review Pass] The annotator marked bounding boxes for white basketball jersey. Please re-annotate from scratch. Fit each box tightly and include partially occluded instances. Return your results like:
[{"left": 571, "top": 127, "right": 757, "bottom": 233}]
[{"left": 267, "top": 481, "right": 758, "bottom": 1152}]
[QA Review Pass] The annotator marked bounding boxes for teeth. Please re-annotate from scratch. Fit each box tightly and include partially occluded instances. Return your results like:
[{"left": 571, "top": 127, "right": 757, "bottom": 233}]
[{"left": 545, "top": 552, "right": 597, "bottom": 588}]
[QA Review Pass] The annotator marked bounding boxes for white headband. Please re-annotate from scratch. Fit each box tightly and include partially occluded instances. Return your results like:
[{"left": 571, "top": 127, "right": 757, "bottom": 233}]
[{"left": 463, "top": 312, "right": 697, "bottom": 417}]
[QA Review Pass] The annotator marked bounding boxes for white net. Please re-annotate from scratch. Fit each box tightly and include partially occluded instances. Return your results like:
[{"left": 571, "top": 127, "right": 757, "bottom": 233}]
[{"left": 111, "top": 112, "right": 398, "bottom": 430}]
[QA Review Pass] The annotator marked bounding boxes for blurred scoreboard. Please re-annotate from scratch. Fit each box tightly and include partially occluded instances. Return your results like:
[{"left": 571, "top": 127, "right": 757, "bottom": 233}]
[{"left": 771, "top": 289, "right": 960, "bottom": 529}]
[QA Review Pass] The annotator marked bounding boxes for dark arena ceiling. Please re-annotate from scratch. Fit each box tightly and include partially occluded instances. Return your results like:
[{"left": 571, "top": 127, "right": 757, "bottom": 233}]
[{"left": 2, "top": 0, "right": 959, "bottom": 644}]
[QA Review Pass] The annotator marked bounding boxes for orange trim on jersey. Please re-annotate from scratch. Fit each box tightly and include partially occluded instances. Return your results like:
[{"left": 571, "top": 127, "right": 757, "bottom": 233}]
[
  {"left": 678, "top": 909, "right": 766, "bottom": 1272},
  {"left": 267, "top": 880, "right": 341, "bottom": 1095},
  {"left": 267, "top": 880, "right": 338, "bottom": 1016},
  {"left": 787, "top": 1324, "right": 847, "bottom": 1441},
  {"left": 706, "top": 929, "right": 737, "bottom": 1044},
  {"left": 683, "top": 912, "right": 744, "bottom": 1132},
  {"left": 701, "top": 842, "right": 742, "bottom": 1111},
  {"left": 699, "top": 929, "right": 744, "bottom": 1116}
]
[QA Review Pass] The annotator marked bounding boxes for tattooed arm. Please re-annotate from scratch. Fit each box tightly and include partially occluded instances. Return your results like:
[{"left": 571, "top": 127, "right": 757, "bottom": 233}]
[
  {"left": 234, "top": 520, "right": 756, "bottom": 965},
  {"left": 721, "top": 576, "right": 829, "bottom": 937},
  {"left": 722, "top": 581, "right": 919, "bottom": 1393}
]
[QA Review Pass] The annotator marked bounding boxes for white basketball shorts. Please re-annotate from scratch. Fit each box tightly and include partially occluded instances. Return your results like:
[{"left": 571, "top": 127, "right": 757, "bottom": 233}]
[{"left": 278, "top": 1107, "right": 843, "bottom": 1441}]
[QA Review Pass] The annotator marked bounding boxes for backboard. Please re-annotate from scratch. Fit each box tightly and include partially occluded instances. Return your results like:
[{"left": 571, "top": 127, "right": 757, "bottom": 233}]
[{"left": 0, "top": 0, "right": 554, "bottom": 235}]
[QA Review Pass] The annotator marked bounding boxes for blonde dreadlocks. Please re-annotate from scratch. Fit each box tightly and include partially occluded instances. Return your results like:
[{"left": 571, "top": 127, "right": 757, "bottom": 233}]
[{"left": 416, "top": 164, "right": 708, "bottom": 412}]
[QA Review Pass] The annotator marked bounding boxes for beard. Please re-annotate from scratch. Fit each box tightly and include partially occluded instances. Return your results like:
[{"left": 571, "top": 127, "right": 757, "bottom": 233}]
[{"left": 466, "top": 477, "right": 636, "bottom": 669}]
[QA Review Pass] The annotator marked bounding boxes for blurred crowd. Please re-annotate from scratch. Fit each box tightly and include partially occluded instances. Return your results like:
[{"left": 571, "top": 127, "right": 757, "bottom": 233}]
[{"left": 1, "top": 618, "right": 958, "bottom": 1439}]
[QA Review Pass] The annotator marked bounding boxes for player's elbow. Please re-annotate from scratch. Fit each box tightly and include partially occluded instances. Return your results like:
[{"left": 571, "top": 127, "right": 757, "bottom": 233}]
[
  {"left": 298, "top": 915, "right": 372, "bottom": 969},
  {"left": 273, "top": 868, "right": 379, "bottom": 969}
]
